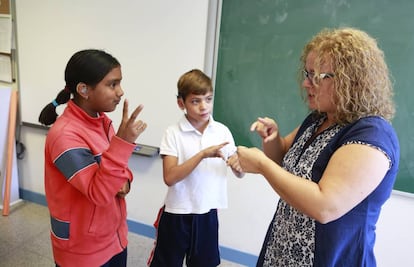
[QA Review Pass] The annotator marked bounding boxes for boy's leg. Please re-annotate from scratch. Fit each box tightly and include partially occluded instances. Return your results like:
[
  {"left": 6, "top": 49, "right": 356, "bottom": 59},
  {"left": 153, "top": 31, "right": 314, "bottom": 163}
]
[
  {"left": 186, "top": 209, "right": 220, "bottom": 267},
  {"left": 148, "top": 209, "right": 191, "bottom": 267}
]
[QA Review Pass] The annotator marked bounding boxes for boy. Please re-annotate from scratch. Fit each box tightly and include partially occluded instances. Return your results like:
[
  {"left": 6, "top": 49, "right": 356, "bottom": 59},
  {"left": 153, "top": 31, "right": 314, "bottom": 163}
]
[{"left": 148, "top": 69, "right": 243, "bottom": 267}]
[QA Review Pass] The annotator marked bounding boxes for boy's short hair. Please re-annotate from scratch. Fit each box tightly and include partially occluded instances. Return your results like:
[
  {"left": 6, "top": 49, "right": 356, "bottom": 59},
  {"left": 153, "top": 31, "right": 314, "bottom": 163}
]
[{"left": 177, "top": 69, "right": 213, "bottom": 100}]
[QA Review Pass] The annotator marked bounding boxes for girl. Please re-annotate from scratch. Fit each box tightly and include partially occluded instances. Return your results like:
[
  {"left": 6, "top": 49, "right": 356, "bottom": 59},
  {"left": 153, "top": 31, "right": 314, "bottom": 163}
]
[{"left": 39, "top": 49, "right": 147, "bottom": 267}]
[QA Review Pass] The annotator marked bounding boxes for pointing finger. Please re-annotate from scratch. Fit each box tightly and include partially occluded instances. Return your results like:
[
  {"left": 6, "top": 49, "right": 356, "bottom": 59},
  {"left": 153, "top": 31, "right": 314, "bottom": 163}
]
[
  {"left": 129, "top": 104, "right": 144, "bottom": 122},
  {"left": 250, "top": 121, "right": 259, "bottom": 131},
  {"left": 219, "top": 141, "right": 230, "bottom": 147}
]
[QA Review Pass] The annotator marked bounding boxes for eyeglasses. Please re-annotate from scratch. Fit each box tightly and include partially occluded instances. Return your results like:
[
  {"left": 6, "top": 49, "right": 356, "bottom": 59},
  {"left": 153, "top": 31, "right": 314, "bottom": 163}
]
[{"left": 303, "top": 70, "right": 334, "bottom": 83}]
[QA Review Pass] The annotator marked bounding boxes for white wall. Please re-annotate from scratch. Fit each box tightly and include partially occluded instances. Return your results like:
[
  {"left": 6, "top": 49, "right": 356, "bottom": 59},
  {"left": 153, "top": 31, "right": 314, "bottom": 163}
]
[
  {"left": 374, "top": 192, "right": 414, "bottom": 267},
  {"left": 14, "top": 0, "right": 209, "bottom": 148}
]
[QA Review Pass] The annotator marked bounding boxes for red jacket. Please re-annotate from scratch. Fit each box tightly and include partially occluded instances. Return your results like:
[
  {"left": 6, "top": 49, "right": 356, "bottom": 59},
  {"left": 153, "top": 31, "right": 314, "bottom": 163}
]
[{"left": 44, "top": 100, "right": 135, "bottom": 267}]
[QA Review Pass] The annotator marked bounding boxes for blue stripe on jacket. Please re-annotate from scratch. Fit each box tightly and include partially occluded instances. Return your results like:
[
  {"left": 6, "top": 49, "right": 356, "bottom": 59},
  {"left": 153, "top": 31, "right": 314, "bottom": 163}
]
[
  {"left": 54, "top": 148, "right": 100, "bottom": 180},
  {"left": 51, "top": 216, "right": 70, "bottom": 240}
]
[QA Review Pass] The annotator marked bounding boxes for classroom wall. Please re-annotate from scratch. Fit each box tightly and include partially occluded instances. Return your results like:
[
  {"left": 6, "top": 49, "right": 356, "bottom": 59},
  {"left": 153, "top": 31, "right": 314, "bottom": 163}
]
[
  {"left": 13, "top": 1, "right": 414, "bottom": 267},
  {"left": 14, "top": 0, "right": 210, "bottom": 148}
]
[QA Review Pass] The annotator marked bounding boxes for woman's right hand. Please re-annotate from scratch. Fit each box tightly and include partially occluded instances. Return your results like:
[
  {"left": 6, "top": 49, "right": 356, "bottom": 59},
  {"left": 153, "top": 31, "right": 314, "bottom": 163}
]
[
  {"left": 250, "top": 117, "right": 279, "bottom": 143},
  {"left": 116, "top": 99, "right": 147, "bottom": 143}
]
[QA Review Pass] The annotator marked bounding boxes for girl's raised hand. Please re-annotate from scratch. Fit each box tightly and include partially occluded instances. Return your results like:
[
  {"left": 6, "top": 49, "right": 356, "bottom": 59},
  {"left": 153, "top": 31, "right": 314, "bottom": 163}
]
[{"left": 116, "top": 99, "right": 147, "bottom": 143}]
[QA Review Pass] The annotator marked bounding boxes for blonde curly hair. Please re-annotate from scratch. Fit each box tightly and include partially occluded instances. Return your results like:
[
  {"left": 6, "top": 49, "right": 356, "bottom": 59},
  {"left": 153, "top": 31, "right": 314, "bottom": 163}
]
[{"left": 298, "top": 27, "right": 395, "bottom": 124}]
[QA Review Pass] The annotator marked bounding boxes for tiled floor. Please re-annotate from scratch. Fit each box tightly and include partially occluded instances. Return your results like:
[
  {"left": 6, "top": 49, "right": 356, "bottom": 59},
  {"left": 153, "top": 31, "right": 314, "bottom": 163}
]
[{"left": 0, "top": 201, "right": 245, "bottom": 267}]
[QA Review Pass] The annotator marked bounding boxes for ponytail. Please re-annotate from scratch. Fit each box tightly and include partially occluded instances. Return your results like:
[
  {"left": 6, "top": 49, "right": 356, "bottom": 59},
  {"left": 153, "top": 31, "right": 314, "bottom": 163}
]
[{"left": 38, "top": 87, "right": 71, "bottom": 126}]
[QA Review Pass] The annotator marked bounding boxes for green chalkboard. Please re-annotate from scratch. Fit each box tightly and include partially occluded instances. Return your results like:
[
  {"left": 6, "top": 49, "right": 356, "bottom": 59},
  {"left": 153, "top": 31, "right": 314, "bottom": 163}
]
[{"left": 214, "top": 0, "right": 414, "bottom": 194}]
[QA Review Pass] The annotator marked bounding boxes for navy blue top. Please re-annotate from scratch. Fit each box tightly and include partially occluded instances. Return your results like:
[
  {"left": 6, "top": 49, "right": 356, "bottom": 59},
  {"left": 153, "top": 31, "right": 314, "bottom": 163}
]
[{"left": 257, "top": 113, "right": 400, "bottom": 267}]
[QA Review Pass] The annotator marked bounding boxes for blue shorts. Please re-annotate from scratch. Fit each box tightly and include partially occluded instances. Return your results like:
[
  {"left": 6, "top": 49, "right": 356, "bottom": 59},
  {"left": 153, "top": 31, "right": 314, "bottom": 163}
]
[{"left": 148, "top": 208, "right": 220, "bottom": 267}]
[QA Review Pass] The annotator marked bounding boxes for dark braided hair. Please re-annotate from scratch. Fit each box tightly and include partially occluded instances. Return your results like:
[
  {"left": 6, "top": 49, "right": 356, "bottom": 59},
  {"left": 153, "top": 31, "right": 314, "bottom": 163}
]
[{"left": 38, "top": 49, "right": 120, "bottom": 125}]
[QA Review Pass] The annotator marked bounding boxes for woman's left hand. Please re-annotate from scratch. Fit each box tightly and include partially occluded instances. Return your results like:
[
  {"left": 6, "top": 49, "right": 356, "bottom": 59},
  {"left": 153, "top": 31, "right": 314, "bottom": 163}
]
[
  {"left": 237, "top": 146, "right": 267, "bottom": 174},
  {"left": 226, "top": 153, "right": 244, "bottom": 176}
]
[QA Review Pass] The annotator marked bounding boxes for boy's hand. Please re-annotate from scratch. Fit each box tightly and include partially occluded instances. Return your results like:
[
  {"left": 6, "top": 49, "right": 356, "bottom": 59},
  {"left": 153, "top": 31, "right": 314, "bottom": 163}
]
[{"left": 202, "top": 142, "right": 229, "bottom": 160}]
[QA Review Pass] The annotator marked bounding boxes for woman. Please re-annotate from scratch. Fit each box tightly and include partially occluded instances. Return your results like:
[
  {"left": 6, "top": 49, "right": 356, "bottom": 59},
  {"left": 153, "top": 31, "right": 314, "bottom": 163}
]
[
  {"left": 39, "top": 49, "right": 147, "bottom": 267},
  {"left": 237, "top": 28, "right": 399, "bottom": 266}
]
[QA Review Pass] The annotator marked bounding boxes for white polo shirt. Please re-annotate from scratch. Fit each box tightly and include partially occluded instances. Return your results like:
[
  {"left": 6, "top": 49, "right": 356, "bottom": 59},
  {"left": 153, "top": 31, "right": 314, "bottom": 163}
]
[{"left": 160, "top": 115, "right": 237, "bottom": 214}]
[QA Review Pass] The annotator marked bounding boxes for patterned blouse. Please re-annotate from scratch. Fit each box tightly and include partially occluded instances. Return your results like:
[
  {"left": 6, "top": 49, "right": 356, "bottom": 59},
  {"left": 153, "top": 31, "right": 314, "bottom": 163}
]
[{"left": 257, "top": 113, "right": 399, "bottom": 267}]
